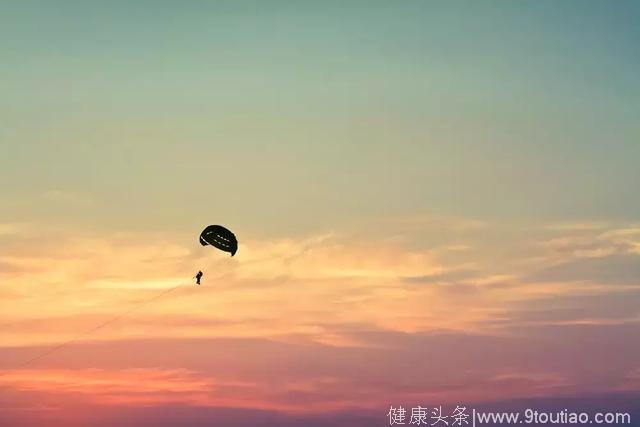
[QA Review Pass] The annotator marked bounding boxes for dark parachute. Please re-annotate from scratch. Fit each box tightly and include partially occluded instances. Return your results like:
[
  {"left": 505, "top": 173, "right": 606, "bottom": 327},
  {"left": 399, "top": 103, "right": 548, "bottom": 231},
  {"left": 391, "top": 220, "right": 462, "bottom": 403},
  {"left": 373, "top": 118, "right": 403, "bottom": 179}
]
[{"left": 199, "top": 225, "right": 238, "bottom": 256}]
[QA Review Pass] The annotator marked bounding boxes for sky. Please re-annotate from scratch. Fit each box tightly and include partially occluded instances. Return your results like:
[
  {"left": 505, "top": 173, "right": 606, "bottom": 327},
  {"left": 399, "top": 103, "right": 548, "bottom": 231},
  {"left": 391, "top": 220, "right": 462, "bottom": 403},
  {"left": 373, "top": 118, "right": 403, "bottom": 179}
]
[{"left": 1, "top": 1, "right": 639, "bottom": 426}]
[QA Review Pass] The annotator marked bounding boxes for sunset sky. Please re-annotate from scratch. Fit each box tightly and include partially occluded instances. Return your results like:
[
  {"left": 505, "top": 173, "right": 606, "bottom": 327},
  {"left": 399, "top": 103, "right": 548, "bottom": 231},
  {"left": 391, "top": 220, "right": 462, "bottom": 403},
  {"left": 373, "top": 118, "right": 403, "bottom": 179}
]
[{"left": 1, "top": 1, "right": 639, "bottom": 426}]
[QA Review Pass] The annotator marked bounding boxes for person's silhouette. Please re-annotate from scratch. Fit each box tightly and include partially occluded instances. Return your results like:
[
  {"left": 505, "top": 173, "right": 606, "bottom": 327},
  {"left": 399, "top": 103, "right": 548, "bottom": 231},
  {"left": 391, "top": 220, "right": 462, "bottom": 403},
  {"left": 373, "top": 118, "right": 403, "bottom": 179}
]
[{"left": 195, "top": 271, "right": 203, "bottom": 285}]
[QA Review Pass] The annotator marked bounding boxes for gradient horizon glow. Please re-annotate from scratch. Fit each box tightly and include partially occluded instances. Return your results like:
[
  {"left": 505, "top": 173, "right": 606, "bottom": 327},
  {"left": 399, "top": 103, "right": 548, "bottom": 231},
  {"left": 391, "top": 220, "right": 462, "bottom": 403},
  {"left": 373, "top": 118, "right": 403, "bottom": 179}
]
[{"left": 1, "top": 1, "right": 640, "bottom": 426}]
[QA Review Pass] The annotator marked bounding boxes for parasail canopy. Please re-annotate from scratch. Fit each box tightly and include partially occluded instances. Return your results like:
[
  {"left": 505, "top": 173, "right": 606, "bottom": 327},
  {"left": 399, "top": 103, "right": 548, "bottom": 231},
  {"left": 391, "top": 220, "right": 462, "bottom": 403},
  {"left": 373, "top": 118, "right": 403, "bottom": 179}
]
[{"left": 199, "top": 225, "right": 238, "bottom": 256}]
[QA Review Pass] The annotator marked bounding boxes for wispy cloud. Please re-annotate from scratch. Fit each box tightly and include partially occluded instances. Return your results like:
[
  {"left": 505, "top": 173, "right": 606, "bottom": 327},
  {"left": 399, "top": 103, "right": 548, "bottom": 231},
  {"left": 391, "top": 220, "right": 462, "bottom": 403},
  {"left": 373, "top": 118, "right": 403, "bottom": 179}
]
[{"left": 2, "top": 218, "right": 640, "bottom": 422}]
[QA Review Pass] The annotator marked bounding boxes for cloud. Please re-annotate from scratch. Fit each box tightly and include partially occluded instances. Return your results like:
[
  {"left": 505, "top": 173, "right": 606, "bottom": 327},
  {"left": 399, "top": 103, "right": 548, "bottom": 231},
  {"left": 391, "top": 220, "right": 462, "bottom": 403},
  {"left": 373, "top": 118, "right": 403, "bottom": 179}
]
[
  {"left": 3, "top": 219, "right": 640, "bottom": 350},
  {"left": 2, "top": 218, "right": 640, "bottom": 426},
  {"left": 2, "top": 321, "right": 640, "bottom": 417},
  {"left": 486, "top": 289, "right": 640, "bottom": 329},
  {"left": 0, "top": 226, "right": 491, "bottom": 347},
  {"left": 1, "top": 389, "right": 638, "bottom": 427},
  {"left": 0, "top": 368, "right": 214, "bottom": 404},
  {"left": 545, "top": 221, "right": 611, "bottom": 232},
  {"left": 529, "top": 253, "right": 640, "bottom": 286},
  {"left": 402, "top": 268, "right": 480, "bottom": 285}
]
